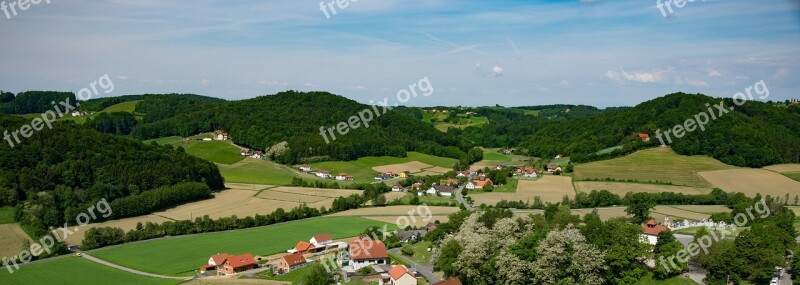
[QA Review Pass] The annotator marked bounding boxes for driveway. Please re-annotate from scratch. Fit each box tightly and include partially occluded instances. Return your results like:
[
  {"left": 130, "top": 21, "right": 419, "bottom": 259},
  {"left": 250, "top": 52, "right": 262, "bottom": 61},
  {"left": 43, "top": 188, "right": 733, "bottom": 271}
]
[{"left": 388, "top": 248, "right": 440, "bottom": 283}]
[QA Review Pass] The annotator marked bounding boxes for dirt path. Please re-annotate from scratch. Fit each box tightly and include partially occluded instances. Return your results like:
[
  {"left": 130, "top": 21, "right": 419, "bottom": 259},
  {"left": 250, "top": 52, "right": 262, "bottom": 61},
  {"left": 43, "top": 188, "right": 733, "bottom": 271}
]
[{"left": 81, "top": 253, "right": 192, "bottom": 280}]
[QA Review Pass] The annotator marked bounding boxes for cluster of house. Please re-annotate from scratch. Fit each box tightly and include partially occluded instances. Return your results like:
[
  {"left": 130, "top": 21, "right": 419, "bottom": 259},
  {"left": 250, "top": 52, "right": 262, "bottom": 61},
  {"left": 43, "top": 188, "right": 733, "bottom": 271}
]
[
  {"left": 70, "top": 111, "right": 96, "bottom": 117},
  {"left": 295, "top": 165, "right": 356, "bottom": 181},
  {"left": 240, "top": 148, "right": 264, "bottom": 159},
  {"left": 375, "top": 171, "right": 411, "bottom": 181}
]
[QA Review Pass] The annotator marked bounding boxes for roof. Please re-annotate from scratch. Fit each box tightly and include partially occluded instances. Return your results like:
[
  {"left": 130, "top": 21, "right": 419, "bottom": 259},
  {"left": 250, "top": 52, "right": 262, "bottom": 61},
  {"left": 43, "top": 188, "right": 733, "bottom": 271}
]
[
  {"left": 388, "top": 265, "right": 413, "bottom": 280},
  {"left": 349, "top": 240, "right": 388, "bottom": 260},
  {"left": 281, "top": 252, "right": 307, "bottom": 266},
  {"left": 395, "top": 230, "right": 427, "bottom": 241},
  {"left": 225, "top": 253, "right": 256, "bottom": 269},
  {"left": 434, "top": 185, "right": 454, "bottom": 193},
  {"left": 472, "top": 179, "right": 493, "bottom": 187},
  {"left": 547, "top": 163, "right": 561, "bottom": 169},
  {"left": 433, "top": 278, "right": 463, "bottom": 285},
  {"left": 210, "top": 253, "right": 230, "bottom": 265},
  {"left": 294, "top": 241, "right": 313, "bottom": 252},
  {"left": 639, "top": 133, "right": 650, "bottom": 139},
  {"left": 313, "top": 234, "right": 332, "bottom": 243},
  {"left": 642, "top": 218, "right": 669, "bottom": 236}
]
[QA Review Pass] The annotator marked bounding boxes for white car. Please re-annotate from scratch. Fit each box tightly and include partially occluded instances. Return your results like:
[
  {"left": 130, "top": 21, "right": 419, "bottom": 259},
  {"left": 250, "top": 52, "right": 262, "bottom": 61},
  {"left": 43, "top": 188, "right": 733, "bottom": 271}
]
[{"left": 770, "top": 277, "right": 779, "bottom": 285}]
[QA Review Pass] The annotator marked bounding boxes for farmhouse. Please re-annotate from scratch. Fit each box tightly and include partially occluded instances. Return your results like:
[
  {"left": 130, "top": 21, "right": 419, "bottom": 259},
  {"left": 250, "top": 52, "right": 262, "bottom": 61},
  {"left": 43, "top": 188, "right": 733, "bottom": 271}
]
[
  {"left": 315, "top": 170, "right": 332, "bottom": 179},
  {"left": 298, "top": 165, "right": 312, "bottom": 172},
  {"left": 336, "top": 173, "right": 354, "bottom": 181},
  {"left": 208, "top": 253, "right": 229, "bottom": 267},
  {"left": 434, "top": 185, "right": 455, "bottom": 197},
  {"left": 394, "top": 230, "right": 427, "bottom": 243},
  {"left": 392, "top": 184, "right": 405, "bottom": 192},
  {"left": 220, "top": 253, "right": 257, "bottom": 275},
  {"left": 640, "top": 218, "right": 669, "bottom": 246},
  {"left": 399, "top": 171, "right": 411, "bottom": 178},
  {"left": 291, "top": 241, "right": 314, "bottom": 254},
  {"left": 214, "top": 131, "right": 229, "bottom": 140},
  {"left": 546, "top": 163, "right": 562, "bottom": 173},
  {"left": 311, "top": 233, "right": 333, "bottom": 247},
  {"left": 466, "top": 179, "right": 493, "bottom": 190},
  {"left": 420, "top": 186, "right": 438, "bottom": 196},
  {"left": 250, "top": 151, "right": 264, "bottom": 159},
  {"left": 388, "top": 265, "right": 417, "bottom": 285},
  {"left": 289, "top": 233, "right": 345, "bottom": 254},
  {"left": 411, "top": 182, "right": 424, "bottom": 191},
  {"left": 349, "top": 239, "right": 389, "bottom": 270},
  {"left": 456, "top": 171, "right": 469, "bottom": 178},
  {"left": 375, "top": 173, "right": 394, "bottom": 180},
  {"left": 522, "top": 168, "right": 539, "bottom": 178},
  {"left": 277, "top": 252, "right": 307, "bottom": 274},
  {"left": 638, "top": 133, "right": 650, "bottom": 142}
]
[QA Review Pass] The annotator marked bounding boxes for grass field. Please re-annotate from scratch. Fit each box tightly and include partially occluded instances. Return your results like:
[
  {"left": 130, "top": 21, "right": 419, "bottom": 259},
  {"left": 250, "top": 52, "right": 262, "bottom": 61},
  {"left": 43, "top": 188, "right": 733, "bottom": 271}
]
[
  {"left": 402, "top": 241, "right": 434, "bottom": 266},
  {"left": 312, "top": 152, "right": 458, "bottom": 183},
  {"left": 218, "top": 158, "right": 311, "bottom": 185},
  {"left": 60, "top": 100, "right": 144, "bottom": 124},
  {"left": 699, "top": 169, "right": 800, "bottom": 199},
  {"left": 574, "top": 147, "right": 736, "bottom": 188},
  {"left": 0, "top": 206, "right": 15, "bottom": 224},
  {"left": 0, "top": 256, "right": 182, "bottom": 285},
  {"left": 145, "top": 135, "right": 244, "bottom": 165},
  {"left": 574, "top": 182, "right": 713, "bottom": 196},
  {"left": 471, "top": 175, "right": 575, "bottom": 206},
  {"left": 634, "top": 272, "right": 696, "bottom": 285},
  {"left": 784, "top": 172, "right": 800, "bottom": 182},
  {"left": 92, "top": 217, "right": 395, "bottom": 276}
]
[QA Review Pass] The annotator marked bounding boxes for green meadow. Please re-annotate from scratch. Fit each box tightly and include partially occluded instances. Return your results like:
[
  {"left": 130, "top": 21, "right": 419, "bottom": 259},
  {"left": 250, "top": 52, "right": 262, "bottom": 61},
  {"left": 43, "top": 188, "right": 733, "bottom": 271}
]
[{"left": 0, "top": 256, "right": 181, "bottom": 285}]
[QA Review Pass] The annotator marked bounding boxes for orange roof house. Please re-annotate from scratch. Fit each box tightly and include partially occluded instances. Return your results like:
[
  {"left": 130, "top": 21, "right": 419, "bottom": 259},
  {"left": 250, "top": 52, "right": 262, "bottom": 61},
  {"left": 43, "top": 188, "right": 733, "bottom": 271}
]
[
  {"left": 389, "top": 265, "right": 416, "bottom": 284},
  {"left": 277, "top": 252, "right": 307, "bottom": 273},
  {"left": 642, "top": 218, "right": 669, "bottom": 236},
  {"left": 433, "top": 278, "right": 463, "bottom": 285},
  {"left": 638, "top": 133, "right": 651, "bottom": 142},
  {"left": 221, "top": 253, "right": 256, "bottom": 275},
  {"left": 293, "top": 241, "right": 314, "bottom": 253}
]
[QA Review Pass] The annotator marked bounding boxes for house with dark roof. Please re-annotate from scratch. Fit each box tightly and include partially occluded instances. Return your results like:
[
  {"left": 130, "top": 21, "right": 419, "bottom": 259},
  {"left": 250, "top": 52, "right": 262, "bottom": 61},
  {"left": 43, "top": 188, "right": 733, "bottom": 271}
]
[
  {"left": 394, "top": 230, "right": 427, "bottom": 243},
  {"left": 221, "top": 253, "right": 257, "bottom": 275},
  {"left": 277, "top": 252, "right": 307, "bottom": 274},
  {"left": 546, "top": 163, "right": 562, "bottom": 173}
]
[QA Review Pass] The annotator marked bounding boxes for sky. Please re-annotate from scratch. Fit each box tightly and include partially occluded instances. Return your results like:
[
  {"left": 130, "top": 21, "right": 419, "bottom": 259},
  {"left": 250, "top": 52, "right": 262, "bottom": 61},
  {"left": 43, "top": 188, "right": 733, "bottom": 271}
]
[{"left": 0, "top": 0, "right": 798, "bottom": 107}]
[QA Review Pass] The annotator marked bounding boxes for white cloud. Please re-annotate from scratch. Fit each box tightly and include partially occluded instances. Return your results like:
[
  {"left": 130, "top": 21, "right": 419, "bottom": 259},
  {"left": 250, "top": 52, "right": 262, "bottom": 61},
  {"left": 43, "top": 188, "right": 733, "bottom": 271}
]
[
  {"left": 708, "top": 70, "right": 722, "bottom": 77},
  {"left": 493, "top": 65, "right": 504, "bottom": 77},
  {"left": 773, "top": 67, "right": 789, "bottom": 79},
  {"left": 605, "top": 70, "right": 666, "bottom": 84}
]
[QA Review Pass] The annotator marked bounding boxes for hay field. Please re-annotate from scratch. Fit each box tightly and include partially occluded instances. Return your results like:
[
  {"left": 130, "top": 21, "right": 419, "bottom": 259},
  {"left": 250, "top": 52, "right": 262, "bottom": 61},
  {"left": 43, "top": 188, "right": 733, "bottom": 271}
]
[
  {"left": 0, "top": 224, "right": 33, "bottom": 258},
  {"left": 471, "top": 176, "right": 575, "bottom": 206},
  {"left": 424, "top": 166, "right": 453, "bottom": 174},
  {"left": 256, "top": 190, "right": 328, "bottom": 203},
  {"left": 699, "top": 169, "right": 800, "bottom": 198},
  {"left": 574, "top": 182, "right": 712, "bottom": 196},
  {"left": 62, "top": 215, "right": 172, "bottom": 245},
  {"left": 764, "top": 164, "right": 800, "bottom": 173},
  {"left": 669, "top": 205, "right": 731, "bottom": 214},
  {"left": 652, "top": 206, "right": 711, "bottom": 221},
  {"left": 365, "top": 215, "right": 452, "bottom": 227},
  {"left": 574, "top": 147, "right": 736, "bottom": 188},
  {"left": 373, "top": 161, "right": 433, "bottom": 174},
  {"left": 384, "top": 192, "right": 408, "bottom": 202},
  {"left": 268, "top": 186, "right": 362, "bottom": 197}
]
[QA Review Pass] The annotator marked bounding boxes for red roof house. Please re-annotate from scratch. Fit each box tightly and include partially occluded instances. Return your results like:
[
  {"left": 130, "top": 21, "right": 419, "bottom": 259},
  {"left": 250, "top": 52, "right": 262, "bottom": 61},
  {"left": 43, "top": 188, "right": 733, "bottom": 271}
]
[
  {"left": 433, "top": 278, "right": 463, "bottom": 285},
  {"left": 221, "top": 253, "right": 256, "bottom": 275},
  {"left": 277, "top": 252, "right": 307, "bottom": 273}
]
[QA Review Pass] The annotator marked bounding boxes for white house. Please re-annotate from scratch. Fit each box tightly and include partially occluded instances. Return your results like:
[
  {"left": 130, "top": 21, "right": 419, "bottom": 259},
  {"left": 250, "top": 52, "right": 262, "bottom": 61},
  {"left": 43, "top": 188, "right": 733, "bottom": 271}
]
[
  {"left": 310, "top": 234, "right": 333, "bottom": 248},
  {"left": 349, "top": 239, "right": 389, "bottom": 270},
  {"left": 640, "top": 218, "right": 669, "bottom": 246},
  {"left": 392, "top": 184, "right": 404, "bottom": 192},
  {"left": 315, "top": 171, "right": 331, "bottom": 179},
  {"left": 335, "top": 173, "right": 353, "bottom": 181},
  {"left": 466, "top": 179, "right": 493, "bottom": 190},
  {"left": 298, "top": 165, "right": 312, "bottom": 172}
]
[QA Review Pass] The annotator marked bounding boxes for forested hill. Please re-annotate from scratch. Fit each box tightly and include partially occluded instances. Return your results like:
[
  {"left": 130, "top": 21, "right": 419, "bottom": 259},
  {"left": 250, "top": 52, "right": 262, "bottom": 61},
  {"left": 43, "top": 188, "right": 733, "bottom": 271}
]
[
  {"left": 0, "top": 91, "right": 75, "bottom": 114},
  {"left": 130, "top": 91, "right": 471, "bottom": 164},
  {"left": 0, "top": 115, "right": 224, "bottom": 236},
  {"left": 519, "top": 93, "right": 800, "bottom": 167}
]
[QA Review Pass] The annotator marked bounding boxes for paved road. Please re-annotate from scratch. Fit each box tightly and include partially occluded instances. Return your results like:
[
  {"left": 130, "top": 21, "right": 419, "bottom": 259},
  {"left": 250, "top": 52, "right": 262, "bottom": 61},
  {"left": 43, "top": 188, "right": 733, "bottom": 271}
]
[
  {"left": 82, "top": 253, "right": 191, "bottom": 280},
  {"left": 388, "top": 248, "right": 440, "bottom": 284},
  {"left": 454, "top": 184, "right": 473, "bottom": 211}
]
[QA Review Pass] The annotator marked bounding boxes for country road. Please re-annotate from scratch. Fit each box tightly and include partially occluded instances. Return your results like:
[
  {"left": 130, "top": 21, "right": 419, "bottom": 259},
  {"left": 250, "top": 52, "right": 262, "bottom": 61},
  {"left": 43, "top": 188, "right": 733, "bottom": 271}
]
[{"left": 81, "top": 253, "right": 192, "bottom": 280}]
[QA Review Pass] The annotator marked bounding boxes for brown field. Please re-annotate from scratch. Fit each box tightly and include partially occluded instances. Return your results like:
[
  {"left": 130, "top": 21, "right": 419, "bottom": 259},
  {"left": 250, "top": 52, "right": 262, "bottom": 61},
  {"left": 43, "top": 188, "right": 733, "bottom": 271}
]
[
  {"left": 62, "top": 215, "right": 172, "bottom": 245},
  {"left": 574, "top": 182, "right": 712, "bottom": 196},
  {"left": 764, "top": 164, "right": 800, "bottom": 173},
  {"left": 384, "top": 192, "right": 408, "bottom": 202},
  {"left": 669, "top": 205, "right": 731, "bottom": 214},
  {"left": 699, "top": 169, "right": 800, "bottom": 198},
  {"left": 0, "top": 224, "right": 34, "bottom": 258},
  {"left": 471, "top": 176, "right": 575, "bottom": 206},
  {"left": 652, "top": 206, "right": 711, "bottom": 221},
  {"left": 373, "top": 161, "right": 433, "bottom": 174},
  {"left": 329, "top": 206, "right": 460, "bottom": 217},
  {"left": 61, "top": 184, "right": 364, "bottom": 245},
  {"left": 423, "top": 166, "right": 453, "bottom": 174},
  {"left": 413, "top": 171, "right": 445, "bottom": 176}
]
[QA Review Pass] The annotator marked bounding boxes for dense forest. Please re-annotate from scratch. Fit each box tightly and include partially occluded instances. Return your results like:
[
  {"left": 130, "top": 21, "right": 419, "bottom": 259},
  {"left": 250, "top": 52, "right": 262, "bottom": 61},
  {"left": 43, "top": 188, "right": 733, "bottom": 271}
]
[
  {"left": 130, "top": 91, "right": 472, "bottom": 164},
  {"left": 517, "top": 93, "right": 800, "bottom": 167},
  {"left": 0, "top": 91, "right": 76, "bottom": 114},
  {"left": 0, "top": 115, "right": 224, "bottom": 238}
]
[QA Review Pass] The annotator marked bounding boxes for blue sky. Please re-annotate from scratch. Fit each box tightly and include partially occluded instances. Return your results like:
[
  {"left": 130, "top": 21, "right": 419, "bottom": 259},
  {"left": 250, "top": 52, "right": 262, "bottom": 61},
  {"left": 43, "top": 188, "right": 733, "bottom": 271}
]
[{"left": 0, "top": 0, "right": 798, "bottom": 107}]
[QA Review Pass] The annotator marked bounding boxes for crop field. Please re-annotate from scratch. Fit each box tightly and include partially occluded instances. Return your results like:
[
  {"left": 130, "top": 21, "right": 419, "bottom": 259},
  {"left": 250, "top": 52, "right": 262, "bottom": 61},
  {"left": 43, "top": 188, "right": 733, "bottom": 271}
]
[
  {"left": 63, "top": 215, "right": 174, "bottom": 246},
  {"left": 699, "top": 169, "right": 800, "bottom": 198},
  {"left": 471, "top": 175, "right": 575, "bottom": 206},
  {"left": 330, "top": 205, "right": 459, "bottom": 227},
  {"left": 312, "top": 152, "right": 457, "bottom": 183},
  {"left": 574, "top": 182, "right": 713, "bottom": 196},
  {"left": 652, "top": 206, "right": 712, "bottom": 222},
  {"left": 574, "top": 147, "right": 736, "bottom": 188},
  {"left": 669, "top": 205, "right": 731, "bottom": 214},
  {"left": 763, "top": 164, "right": 800, "bottom": 173},
  {"left": 471, "top": 149, "right": 530, "bottom": 169},
  {"left": 384, "top": 192, "right": 409, "bottom": 201},
  {"left": 0, "top": 256, "right": 182, "bottom": 285},
  {"left": 91, "top": 217, "right": 394, "bottom": 276},
  {"left": 0, "top": 224, "right": 33, "bottom": 258},
  {"left": 513, "top": 205, "right": 726, "bottom": 222}
]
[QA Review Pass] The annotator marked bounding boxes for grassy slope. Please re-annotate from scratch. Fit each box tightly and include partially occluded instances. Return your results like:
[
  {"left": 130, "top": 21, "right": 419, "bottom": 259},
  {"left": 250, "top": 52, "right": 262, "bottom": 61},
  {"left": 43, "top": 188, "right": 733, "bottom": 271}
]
[
  {"left": 402, "top": 241, "right": 434, "bottom": 266},
  {"left": 574, "top": 147, "right": 736, "bottom": 188},
  {"left": 217, "top": 158, "right": 305, "bottom": 185},
  {"left": 144, "top": 134, "right": 245, "bottom": 165},
  {"left": 60, "top": 100, "right": 143, "bottom": 124},
  {"left": 92, "top": 217, "right": 395, "bottom": 276},
  {"left": 0, "top": 256, "right": 181, "bottom": 285},
  {"left": 312, "top": 152, "right": 458, "bottom": 183},
  {"left": 0, "top": 207, "right": 15, "bottom": 224}
]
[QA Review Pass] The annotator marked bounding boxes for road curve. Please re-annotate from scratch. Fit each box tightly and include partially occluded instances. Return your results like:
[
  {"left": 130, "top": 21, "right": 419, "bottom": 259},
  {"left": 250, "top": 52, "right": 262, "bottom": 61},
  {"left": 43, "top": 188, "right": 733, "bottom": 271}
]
[{"left": 81, "top": 253, "right": 192, "bottom": 280}]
